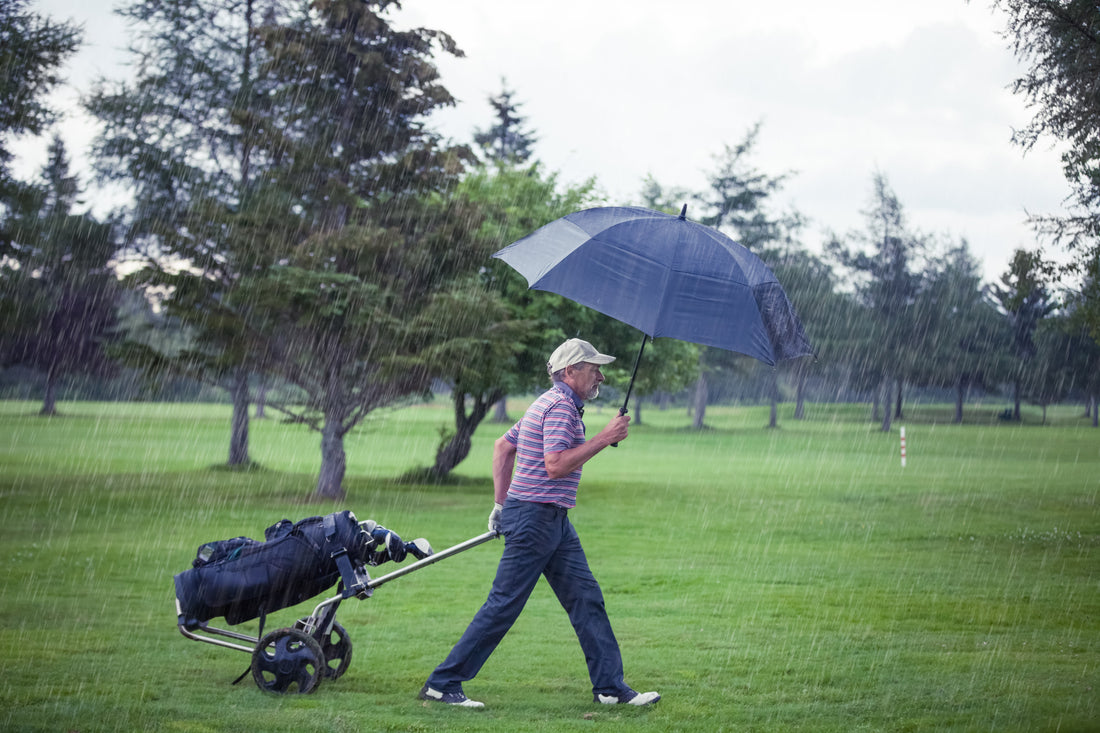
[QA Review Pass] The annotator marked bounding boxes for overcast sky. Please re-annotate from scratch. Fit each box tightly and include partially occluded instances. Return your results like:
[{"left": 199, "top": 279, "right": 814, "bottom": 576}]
[{"left": 14, "top": 0, "right": 1074, "bottom": 282}]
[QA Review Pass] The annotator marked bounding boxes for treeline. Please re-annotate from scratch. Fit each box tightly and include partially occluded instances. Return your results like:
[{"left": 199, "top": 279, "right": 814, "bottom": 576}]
[{"left": 1, "top": 1, "right": 1097, "bottom": 500}]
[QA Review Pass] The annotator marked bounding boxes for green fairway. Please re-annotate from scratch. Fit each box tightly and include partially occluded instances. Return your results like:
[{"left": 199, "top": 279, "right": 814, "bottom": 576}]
[{"left": 0, "top": 399, "right": 1097, "bottom": 732}]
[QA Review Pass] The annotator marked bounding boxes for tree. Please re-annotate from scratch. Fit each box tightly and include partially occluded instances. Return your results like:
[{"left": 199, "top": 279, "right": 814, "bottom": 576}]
[
  {"left": 473, "top": 79, "right": 537, "bottom": 164},
  {"left": 413, "top": 280, "right": 529, "bottom": 480},
  {"left": 240, "top": 0, "right": 482, "bottom": 499},
  {"left": 87, "top": 0, "right": 292, "bottom": 465},
  {"left": 638, "top": 174, "right": 690, "bottom": 217},
  {"left": 1023, "top": 314, "right": 1079, "bottom": 423},
  {"left": 765, "top": 234, "right": 841, "bottom": 421},
  {"left": 696, "top": 122, "right": 792, "bottom": 250},
  {"left": 418, "top": 161, "right": 600, "bottom": 480},
  {"left": 690, "top": 124, "right": 797, "bottom": 429},
  {"left": 1060, "top": 266, "right": 1100, "bottom": 426},
  {"left": 828, "top": 172, "right": 926, "bottom": 431},
  {"left": 916, "top": 241, "right": 1009, "bottom": 423},
  {"left": 0, "top": 0, "right": 80, "bottom": 199},
  {"left": 987, "top": 0, "right": 1100, "bottom": 382},
  {"left": 990, "top": 248, "right": 1056, "bottom": 420},
  {"left": 988, "top": 1, "right": 1099, "bottom": 287},
  {"left": 0, "top": 136, "right": 119, "bottom": 415}
]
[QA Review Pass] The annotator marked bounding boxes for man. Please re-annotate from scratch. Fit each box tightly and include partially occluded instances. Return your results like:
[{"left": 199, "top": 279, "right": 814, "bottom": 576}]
[{"left": 419, "top": 338, "right": 660, "bottom": 708}]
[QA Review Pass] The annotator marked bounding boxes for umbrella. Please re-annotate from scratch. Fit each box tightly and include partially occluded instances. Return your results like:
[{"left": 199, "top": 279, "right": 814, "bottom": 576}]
[{"left": 492, "top": 205, "right": 814, "bottom": 415}]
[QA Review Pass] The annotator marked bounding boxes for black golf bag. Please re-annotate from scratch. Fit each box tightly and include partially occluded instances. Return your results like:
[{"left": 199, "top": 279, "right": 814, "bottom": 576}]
[{"left": 174, "top": 511, "right": 398, "bottom": 629}]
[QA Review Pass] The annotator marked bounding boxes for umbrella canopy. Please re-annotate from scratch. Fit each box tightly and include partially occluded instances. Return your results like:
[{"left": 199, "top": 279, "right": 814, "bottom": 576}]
[{"left": 492, "top": 206, "right": 814, "bottom": 367}]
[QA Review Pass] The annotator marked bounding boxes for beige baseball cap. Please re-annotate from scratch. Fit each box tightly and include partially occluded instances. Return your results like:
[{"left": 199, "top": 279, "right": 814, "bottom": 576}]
[{"left": 546, "top": 338, "right": 616, "bottom": 375}]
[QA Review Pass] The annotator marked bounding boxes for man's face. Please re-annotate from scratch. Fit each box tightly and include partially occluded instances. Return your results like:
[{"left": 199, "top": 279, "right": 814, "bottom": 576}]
[{"left": 568, "top": 362, "right": 605, "bottom": 400}]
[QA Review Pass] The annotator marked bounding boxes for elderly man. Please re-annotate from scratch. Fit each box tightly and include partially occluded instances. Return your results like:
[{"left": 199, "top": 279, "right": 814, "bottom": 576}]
[{"left": 419, "top": 338, "right": 660, "bottom": 708}]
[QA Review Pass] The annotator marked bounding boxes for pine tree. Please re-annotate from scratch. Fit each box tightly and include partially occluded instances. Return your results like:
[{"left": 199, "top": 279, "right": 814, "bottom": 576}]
[
  {"left": 0, "top": 136, "right": 119, "bottom": 415},
  {"left": 0, "top": 0, "right": 80, "bottom": 199},
  {"left": 87, "top": 0, "right": 291, "bottom": 464},
  {"left": 473, "top": 80, "right": 537, "bottom": 164}
]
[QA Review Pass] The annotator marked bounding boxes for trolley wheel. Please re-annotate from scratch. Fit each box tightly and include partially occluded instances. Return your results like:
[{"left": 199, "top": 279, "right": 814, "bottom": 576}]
[
  {"left": 318, "top": 621, "right": 353, "bottom": 680},
  {"left": 252, "top": 627, "right": 325, "bottom": 694}
]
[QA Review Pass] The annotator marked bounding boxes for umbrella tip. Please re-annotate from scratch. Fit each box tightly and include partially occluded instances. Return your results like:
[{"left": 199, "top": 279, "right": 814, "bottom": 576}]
[{"left": 678, "top": 204, "right": 687, "bottom": 220}]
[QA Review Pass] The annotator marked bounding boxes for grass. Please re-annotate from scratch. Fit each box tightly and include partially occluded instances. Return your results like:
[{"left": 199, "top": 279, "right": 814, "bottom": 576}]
[{"left": 0, "top": 398, "right": 1097, "bottom": 732}]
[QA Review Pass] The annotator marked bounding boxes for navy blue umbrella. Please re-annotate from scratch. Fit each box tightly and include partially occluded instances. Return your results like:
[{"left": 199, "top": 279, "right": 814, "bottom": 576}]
[{"left": 492, "top": 205, "right": 814, "bottom": 415}]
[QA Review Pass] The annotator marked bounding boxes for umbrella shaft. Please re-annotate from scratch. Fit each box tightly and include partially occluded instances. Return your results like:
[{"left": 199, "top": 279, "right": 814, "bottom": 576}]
[{"left": 619, "top": 334, "right": 648, "bottom": 417}]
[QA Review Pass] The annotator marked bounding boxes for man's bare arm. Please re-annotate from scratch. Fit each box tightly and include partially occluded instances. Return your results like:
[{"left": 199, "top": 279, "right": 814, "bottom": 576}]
[{"left": 544, "top": 414, "right": 630, "bottom": 479}]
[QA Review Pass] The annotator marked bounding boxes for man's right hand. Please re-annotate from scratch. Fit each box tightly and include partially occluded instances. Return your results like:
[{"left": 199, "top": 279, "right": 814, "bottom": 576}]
[{"left": 599, "top": 413, "right": 631, "bottom": 446}]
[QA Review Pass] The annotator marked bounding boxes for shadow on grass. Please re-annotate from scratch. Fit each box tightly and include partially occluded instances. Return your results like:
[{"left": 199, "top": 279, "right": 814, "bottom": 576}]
[
  {"left": 207, "top": 460, "right": 268, "bottom": 473},
  {"left": 395, "top": 466, "right": 488, "bottom": 488}
]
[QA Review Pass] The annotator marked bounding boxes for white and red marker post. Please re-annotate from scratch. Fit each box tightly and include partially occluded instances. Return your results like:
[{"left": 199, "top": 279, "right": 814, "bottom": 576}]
[{"left": 900, "top": 426, "right": 907, "bottom": 468}]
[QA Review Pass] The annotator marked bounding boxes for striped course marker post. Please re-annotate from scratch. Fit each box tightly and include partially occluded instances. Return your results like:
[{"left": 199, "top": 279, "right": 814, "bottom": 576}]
[{"left": 900, "top": 426, "right": 907, "bottom": 468}]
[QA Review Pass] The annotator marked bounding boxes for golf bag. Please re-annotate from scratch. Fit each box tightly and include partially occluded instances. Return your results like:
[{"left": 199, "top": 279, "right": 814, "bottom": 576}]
[{"left": 174, "top": 511, "right": 416, "bottom": 629}]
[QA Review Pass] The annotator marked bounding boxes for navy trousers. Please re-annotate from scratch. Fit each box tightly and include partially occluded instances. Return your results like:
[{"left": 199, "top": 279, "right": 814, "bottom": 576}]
[{"left": 426, "top": 498, "right": 627, "bottom": 696}]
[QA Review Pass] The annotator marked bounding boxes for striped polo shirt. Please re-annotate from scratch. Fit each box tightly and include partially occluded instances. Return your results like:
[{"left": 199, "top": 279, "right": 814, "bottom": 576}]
[{"left": 503, "top": 383, "right": 586, "bottom": 509}]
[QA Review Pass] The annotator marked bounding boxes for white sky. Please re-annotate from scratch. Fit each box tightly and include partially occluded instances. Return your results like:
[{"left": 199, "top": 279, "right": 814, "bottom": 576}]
[{"left": 14, "top": 0, "right": 1074, "bottom": 282}]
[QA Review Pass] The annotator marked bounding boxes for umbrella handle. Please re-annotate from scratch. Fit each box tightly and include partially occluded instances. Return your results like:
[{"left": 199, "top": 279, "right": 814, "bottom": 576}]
[{"left": 611, "top": 335, "right": 649, "bottom": 448}]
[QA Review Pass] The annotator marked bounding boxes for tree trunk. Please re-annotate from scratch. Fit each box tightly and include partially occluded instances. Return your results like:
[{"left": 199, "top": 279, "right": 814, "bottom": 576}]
[
  {"left": 492, "top": 396, "right": 510, "bottom": 423},
  {"left": 634, "top": 396, "right": 643, "bottom": 426},
  {"left": 794, "top": 361, "right": 806, "bottom": 420},
  {"left": 433, "top": 422, "right": 474, "bottom": 479},
  {"left": 954, "top": 376, "right": 964, "bottom": 424},
  {"left": 228, "top": 367, "right": 250, "bottom": 466},
  {"left": 880, "top": 376, "right": 893, "bottom": 433},
  {"left": 692, "top": 370, "right": 707, "bottom": 430},
  {"left": 316, "top": 414, "right": 347, "bottom": 500},
  {"left": 1013, "top": 378, "right": 1022, "bottom": 421},
  {"left": 894, "top": 378, "right": 903, "bottom": 419},
  {"left": 767, "top": 370, "right": 778, "bottom": 429},
  {"left": 432, "top": 389, "right": 499, "bottom": 479},
  {"left": 40, "top": 364, "right": 58, "bottom": 416},
  {"left": 1092, "top": 394, "right": 1098, "bottom": 428},
  {"left": 255, "top": 379, "right": 268, "bottom": 419}
]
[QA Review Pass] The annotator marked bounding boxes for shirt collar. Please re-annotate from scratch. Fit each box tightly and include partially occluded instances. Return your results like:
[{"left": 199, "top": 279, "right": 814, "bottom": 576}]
[{"left": 552, "top": 380, "right": 585, "bottom": 414}]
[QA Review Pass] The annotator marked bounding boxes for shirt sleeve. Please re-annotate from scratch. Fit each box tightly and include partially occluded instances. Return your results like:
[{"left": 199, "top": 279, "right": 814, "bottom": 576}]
[{"left": 503, "top": 420, "right": 521, "bottom": 446}]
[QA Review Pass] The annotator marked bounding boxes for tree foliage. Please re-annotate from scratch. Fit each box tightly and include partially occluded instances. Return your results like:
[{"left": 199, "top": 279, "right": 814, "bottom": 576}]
[
  {"left": 0, "top": 0, "right": 80, "bottom": 197},
  {"left": 689, "top": 124, "right": 806, "bottom": 429},
  {"left": 988, "top": 0, "right": 1099, "bottom": 339},
  {"left": 915, "top": 242, "right": 1009, "bottom": 422},
  {"left": 828, "top": 172, "right": 928, "bottom": 430},
  {"left": 0, "top": 136, "right": 119, "bottom": 415},
  {"left": 473, "top": 79, "right": 537, "bottom": 164},
  {"left": 989, "top": 247, "right": 1057, "bottom": 418}
]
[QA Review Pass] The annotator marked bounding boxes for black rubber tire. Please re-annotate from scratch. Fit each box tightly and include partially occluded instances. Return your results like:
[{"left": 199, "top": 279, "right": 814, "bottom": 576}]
[
  {"left": 251, "top": 627, "right": 325, "bottom": 694},
  {"left": 317, "top": 621, "right": 353, "bottom": 680}
]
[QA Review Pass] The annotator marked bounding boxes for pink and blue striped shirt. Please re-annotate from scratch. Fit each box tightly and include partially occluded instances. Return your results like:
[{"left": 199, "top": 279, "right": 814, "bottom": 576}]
[{"left": 503, "top": 383, "right": 586, "bottom": 509}]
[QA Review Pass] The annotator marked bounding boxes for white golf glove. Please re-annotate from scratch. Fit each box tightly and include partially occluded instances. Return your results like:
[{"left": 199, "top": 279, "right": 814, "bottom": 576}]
[{"left": 488, "top": 502, "right": 503, "bottom": 534}]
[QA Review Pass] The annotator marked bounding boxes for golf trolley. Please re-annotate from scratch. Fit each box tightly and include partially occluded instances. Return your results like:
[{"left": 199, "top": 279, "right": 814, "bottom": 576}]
[{"left": 174, "top": 510, "right": 499, "bottom": 694}]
